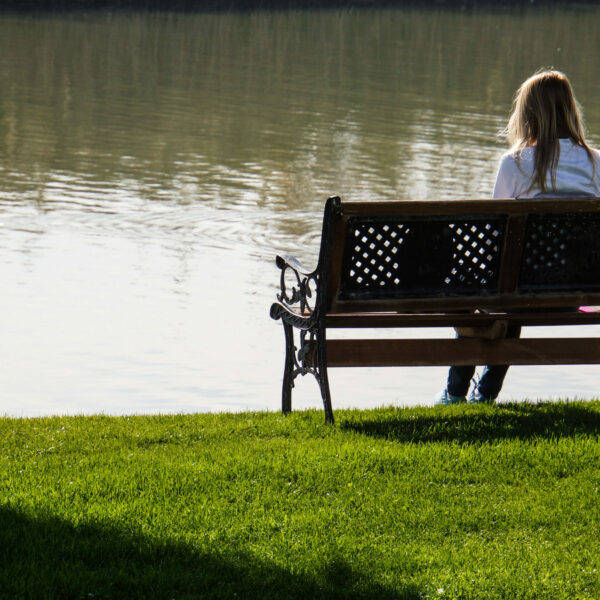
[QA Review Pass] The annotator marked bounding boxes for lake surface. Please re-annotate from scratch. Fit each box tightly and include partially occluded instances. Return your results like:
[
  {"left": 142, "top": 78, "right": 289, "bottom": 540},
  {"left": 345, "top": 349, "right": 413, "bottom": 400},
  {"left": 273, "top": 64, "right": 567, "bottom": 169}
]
[{"left": 2, "top": 6, "right": 600, "bottom": 417}]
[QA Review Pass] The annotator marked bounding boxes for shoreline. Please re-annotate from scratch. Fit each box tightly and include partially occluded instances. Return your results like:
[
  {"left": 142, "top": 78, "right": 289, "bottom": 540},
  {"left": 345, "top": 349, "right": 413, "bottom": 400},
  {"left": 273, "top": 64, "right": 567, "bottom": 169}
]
[
  {"left": 0, "top": 0, "right": 598, "bottom": 11},
  {"left": 1, "top": 397, "right": 599, "bottom": 422}
]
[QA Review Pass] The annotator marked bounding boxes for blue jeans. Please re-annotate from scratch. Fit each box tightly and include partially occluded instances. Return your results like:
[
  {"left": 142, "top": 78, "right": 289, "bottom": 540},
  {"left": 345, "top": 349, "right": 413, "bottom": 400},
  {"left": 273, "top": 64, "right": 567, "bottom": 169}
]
[{"left": 446, "top": 323, "right": 522, "bottom": 399}]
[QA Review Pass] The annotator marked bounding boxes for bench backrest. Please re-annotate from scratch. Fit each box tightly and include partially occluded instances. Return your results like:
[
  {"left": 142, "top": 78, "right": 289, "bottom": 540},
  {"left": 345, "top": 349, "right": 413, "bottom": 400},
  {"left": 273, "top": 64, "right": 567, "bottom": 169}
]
[{"left": 318, "top": 196, "right": 600, "bottom": 313}]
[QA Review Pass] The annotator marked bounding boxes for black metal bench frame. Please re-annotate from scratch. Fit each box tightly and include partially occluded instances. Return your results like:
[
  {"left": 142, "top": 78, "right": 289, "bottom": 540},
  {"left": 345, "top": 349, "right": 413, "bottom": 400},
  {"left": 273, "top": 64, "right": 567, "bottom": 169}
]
[{"left": 270, "top": 196, "right": 600, "bottom": 423}]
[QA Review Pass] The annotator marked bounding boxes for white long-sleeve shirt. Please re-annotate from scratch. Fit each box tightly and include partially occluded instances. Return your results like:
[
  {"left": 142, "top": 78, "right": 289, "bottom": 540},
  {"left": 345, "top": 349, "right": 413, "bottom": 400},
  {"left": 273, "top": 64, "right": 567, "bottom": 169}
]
[{"left": 492, "top": 138, "right": 600, "bottom": 199}]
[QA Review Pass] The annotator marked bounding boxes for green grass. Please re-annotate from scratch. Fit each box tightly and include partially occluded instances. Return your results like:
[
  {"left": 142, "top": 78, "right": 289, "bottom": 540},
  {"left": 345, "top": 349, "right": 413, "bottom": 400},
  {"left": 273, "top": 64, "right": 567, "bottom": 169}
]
[{"left": 1, "top": 401, "right": 600, "bottom": 599}]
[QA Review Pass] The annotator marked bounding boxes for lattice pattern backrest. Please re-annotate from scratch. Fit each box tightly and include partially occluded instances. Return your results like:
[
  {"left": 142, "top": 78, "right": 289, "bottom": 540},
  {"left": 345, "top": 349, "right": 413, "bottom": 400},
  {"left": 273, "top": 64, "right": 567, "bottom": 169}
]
[
  {"left": 338, "top": 216, "right": 505, "bottom": 300},
  {"left": 519, "top": 212, "right": 600, "bottom": 292}
]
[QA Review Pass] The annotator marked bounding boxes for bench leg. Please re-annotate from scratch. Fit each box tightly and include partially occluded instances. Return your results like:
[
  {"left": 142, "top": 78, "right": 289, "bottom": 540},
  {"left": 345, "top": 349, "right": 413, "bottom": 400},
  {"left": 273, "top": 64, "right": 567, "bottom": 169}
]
[
  {"left": 316, "top": 331, "right": 335, "bottom": 425},
  {"left": 280, "top": 321, "right": 335, "bottom": 424},
  {"left": 282, "top": 321, "right": 295, "bottom": 415}
]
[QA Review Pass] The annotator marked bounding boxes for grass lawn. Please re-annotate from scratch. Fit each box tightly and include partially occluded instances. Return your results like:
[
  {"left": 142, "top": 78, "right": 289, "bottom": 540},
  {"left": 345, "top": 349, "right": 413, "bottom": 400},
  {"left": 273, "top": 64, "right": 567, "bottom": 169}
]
[{"left": 1, "top": 400, "right": 600, "bottom": 599}]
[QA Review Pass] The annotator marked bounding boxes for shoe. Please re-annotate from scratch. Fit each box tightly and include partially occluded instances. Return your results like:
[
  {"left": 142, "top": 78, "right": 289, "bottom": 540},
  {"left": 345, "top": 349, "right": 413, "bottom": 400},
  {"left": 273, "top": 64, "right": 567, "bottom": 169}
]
[
  {"left": 434, "top": 389, "right": 466, "bottom": 405},
  {"left": 467, "top": 388, "right": 495, "bottom": 404}
]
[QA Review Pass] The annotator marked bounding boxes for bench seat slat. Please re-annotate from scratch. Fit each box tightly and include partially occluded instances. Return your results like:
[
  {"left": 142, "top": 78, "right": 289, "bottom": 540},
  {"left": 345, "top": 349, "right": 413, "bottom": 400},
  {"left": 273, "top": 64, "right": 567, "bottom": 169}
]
[
  {"left": 329, "top": 295, "right": 600, "bottom": 314},
  {"left": 323, "top": 338, "right": 600, "bottom": 367},
  {"left": 325, "top": 311, "right": 600, "bottom": 328}
]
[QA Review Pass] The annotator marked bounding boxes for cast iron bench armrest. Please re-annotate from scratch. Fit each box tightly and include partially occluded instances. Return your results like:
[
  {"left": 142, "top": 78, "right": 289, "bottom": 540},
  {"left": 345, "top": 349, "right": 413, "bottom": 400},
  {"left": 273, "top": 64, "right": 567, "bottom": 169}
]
[
  {"left": 272, "top": 254, "right": 320, "bottom": 326},
  {"left": 270, "top": 302, "right": 314, "bottom": 329},
  {"left": 275, "top": 253, "right": 314, "bottom": 277}
]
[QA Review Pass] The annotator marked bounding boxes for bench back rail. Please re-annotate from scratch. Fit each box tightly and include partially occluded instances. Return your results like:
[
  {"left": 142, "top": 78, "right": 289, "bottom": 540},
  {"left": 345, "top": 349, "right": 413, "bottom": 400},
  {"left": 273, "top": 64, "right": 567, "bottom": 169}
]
[{"left": 326, "top": 197, "right": 600, "bottom": 313}]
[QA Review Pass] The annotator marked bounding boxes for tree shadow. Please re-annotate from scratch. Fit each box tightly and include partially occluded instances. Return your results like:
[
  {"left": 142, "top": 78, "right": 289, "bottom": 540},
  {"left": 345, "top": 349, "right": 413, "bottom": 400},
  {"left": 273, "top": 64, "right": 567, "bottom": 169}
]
[
  {"left": 0, "top": 506, "right": 419, "bottom": 600},
  {"left": 340, "top": 401, "right": 600, "bottom": 444}
]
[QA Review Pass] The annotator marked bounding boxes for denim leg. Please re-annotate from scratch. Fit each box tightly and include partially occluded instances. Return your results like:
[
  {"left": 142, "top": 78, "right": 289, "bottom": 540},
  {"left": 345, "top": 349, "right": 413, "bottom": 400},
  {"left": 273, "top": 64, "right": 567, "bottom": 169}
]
[
  {"left": 446, "top": 330, "right": 475, "bottom": 396},
  {"left": 447, "top": 364, "right": 476, "bottom": 397},
  {"left": 476, "top": 324, "right": 522, "bottom": 399}
]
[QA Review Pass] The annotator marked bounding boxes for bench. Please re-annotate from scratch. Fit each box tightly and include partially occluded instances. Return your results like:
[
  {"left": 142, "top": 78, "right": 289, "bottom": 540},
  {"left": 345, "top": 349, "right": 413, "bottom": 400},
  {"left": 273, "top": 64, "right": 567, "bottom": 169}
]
[{"left": 270, "top": 196, "right": 600, "bottom": 423}]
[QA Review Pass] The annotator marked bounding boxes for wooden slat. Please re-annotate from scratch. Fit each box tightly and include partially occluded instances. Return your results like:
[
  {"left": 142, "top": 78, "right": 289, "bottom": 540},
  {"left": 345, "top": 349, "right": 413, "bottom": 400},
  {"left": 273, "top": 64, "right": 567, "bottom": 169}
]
[
  {"left": 286, "top": 307, "right": 600, "bottom": 328},
  {"left": 322, "top": 338, "right": 600, "bottom": 367},
  {"left": 325, "top": 311, "right": 600, "bottom": 328},
  {"left": 329, "top": 293, "right": 600, "bottom": 313},
  {"left": 498, "top": 214, "right": 527, "bottom": 294},
  {"left": 324, "top": 207, "right": 348, "bottom": 314},
  {"left": 339, "top": 198, "right": 600, "bottom": 217}
]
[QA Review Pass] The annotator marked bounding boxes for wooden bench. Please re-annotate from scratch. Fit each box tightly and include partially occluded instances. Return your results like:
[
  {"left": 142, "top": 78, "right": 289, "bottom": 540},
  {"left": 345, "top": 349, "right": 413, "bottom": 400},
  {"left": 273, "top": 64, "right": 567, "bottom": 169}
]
[{"left": 270, "top": 196, "right": 600, "bottom": 423}]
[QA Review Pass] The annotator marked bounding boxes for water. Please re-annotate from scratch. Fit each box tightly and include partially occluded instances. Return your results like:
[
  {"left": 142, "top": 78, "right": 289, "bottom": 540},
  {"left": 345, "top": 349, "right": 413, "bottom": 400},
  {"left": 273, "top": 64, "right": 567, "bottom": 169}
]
[{"left": 2, "top": 7, "right": 600, "bottom": 417}]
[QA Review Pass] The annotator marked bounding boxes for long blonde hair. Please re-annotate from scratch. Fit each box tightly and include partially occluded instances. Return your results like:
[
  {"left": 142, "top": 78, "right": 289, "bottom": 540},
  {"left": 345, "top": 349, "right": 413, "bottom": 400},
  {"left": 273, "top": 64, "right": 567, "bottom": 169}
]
[{"left": 507, "top": 69, "right": 594, "bottom": 193}]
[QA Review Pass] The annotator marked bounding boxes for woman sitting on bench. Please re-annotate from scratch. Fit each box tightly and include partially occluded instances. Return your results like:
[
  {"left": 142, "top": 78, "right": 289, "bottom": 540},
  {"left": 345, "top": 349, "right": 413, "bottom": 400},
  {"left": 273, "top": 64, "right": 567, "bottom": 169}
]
[{"left": 436, "top": 68, "right": 600, "bottom": 405}]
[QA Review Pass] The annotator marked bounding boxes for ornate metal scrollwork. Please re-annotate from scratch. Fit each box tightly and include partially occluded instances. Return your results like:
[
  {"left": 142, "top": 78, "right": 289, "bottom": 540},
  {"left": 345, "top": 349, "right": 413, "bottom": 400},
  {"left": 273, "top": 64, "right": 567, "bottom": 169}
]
[
  {"left": 275, "top": 255, "right": 319, "bottom": 324},
  {"left": 270, "top": 197, "right": 340, "bottom": 424},
  {"left": 290, "top": 328, "right": 319, "bottom": 383},
  {"left": 271, "top": 254, "right": 332, "bottom": 420},
  {"left": 273, "top": 255, "right": 322, "bottom": 383}
]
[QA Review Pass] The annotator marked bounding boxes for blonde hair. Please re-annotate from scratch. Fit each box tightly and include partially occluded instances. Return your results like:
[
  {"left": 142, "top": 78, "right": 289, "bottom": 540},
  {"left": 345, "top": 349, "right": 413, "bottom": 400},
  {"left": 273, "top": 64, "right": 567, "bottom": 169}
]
[{"left": 507, "top": 69, "right": 594, "bottom": 193}]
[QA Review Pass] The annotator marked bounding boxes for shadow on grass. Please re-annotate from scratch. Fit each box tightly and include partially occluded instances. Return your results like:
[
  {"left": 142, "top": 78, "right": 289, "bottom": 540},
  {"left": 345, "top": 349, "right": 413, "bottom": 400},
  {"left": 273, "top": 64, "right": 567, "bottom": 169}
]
[
  {"left": 0, "top": 506, "right": 418, "bottom": 600},
  {"left": 340, "top": 401, "right": 600, "bottom": 444}
]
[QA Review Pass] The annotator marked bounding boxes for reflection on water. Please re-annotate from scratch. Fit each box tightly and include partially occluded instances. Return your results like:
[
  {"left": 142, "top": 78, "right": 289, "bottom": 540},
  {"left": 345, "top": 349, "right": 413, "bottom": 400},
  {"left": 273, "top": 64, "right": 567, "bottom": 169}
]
[{"left": 1, "top": 7, "right": 600, "bottom": 416}]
